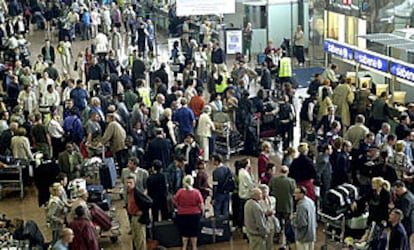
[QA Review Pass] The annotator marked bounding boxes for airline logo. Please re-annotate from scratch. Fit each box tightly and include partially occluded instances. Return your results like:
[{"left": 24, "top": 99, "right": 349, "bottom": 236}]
[{"left": 324, "top": 40, "right": 353, "bottom": 60}]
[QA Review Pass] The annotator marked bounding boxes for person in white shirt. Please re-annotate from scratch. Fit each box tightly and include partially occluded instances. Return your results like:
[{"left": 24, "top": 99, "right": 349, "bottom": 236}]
[
  {"left": 196, "top": 106, "right": 215, "bottom": 160},
  {"left": 375, "top": 122, "right": 391, "bottom": 146},
  {"left": 90, "top": 7, "right": 100, "bottom": 38},
  {"left": 42, "top": 84, "right": 60, "bottom": 107},
  {"left": 48, "top": 111, "right": 65, "bottom": 158},
  {"left": 59, "top": 38, "right": 72, "bottom": 74},
  {"left": 38, "top": 71, "right": 55, "bottom": 100},
  {"left": 238, "top": 158, "right": 255, "bottom": 230},
  {"left": 150, "top": 94, "right": 165, "bottom": 126},
  {"left": 62, "top": 79, "right": 75, "bottom": 103},
  {"left": 101, "top": 5, "right": 111, "bottom": 35},
  {"left": 18, "top": 85, "right": 37, "bottom": 116}
]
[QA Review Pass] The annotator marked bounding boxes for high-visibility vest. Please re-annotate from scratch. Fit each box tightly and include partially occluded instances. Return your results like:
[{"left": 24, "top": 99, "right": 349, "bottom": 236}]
[
  {"left": 279, "top": 57, "right": 292, "bottom": 77},
  {"left": 138, "top": 88, "right": 151, "bottom": 108},
  {"left": 215, "top": 74, "right": 228, "bottom": 94}
]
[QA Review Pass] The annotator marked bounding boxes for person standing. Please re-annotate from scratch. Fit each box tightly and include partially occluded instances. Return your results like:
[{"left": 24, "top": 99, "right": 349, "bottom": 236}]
[
  {"left": 47, "top": 183, "right": 67, "bottom": 244},
  {"left": 289, "top": 143, "right": 317, "bottom": 200},
  {"left": 126, "top": 176, "right": 153, "bottom": 250},
  {"left": 243, "top": 23, "right": 253, "bottom": 62},
  {"left": 211, "top": 154, "right": 233, "bottom": 218},
  {"left": 293, "top": 186, "right": 317, "bottom": 250},
  {"left": 238, "top": 158, "right": 255, "bottom": 230},
  {"left": 68, "top": 206, "right": 99, "bottom": 250},
  {"left": 174, "top": 175, "right": 204, "bottom": 250},
  {"left": 147, "top": 160, "right": 169, "bottom": 221},
  {"left": 388, "top": 208, "right": 410, "bottom": 250},
  {"left": 99, "top": 113, "right": 127, "bottom": 168},
  {"left": 332, "top": 77, "right": 354, "bottom": 128},
  {"left": 196, "top": 106, "right": 215, "bottom": 161},
  {"left": 244, "top": 188, "right": 269, "bottom": 250},
  {"left": 391, "top": 181, "right": 414, "bottom": 248},
  {"left": 293, "top": 25, "right": 305, "bottom": 66}
]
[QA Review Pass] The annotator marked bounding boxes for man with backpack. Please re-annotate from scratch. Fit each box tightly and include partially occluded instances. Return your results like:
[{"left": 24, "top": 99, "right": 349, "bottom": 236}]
[
  {"left": 300, "top": 93, "right": 317, "bottom": 139},
  {"left": 211, "top": 154, "right": 235, "bottom": 218},
  {"left": 277, "top": 95, "right": 296, "bottom": 148}
]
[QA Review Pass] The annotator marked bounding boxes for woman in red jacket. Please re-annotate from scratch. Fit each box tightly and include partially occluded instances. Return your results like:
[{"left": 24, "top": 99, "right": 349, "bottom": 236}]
[
  {"left": 174, "top": 175, "right": 205, "bottom": 250},
  {"left": 258, "top": 141, "right": 272, "bottom": 178}
]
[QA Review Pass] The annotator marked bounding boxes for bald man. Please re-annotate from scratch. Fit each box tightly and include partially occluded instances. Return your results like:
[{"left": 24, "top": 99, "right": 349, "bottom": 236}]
[{"left": 244, "top": 188, "right": 269, "bottom": 250}]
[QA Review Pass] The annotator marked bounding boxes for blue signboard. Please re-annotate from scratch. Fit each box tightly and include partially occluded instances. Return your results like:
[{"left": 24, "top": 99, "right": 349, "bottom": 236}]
[
  {"left": 324, "top": 40, "right": 353, "bottom": 60},
  {"left": 390, "top": 62, "right": 414, "bottom": 82},
  {"left": 354, "top": 50, "right": 388, "bottom": 72}
]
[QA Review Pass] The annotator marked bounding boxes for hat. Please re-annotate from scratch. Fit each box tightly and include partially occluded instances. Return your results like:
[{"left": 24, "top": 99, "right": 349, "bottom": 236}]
[
  {"left": 408, "top": 103, "right": 414, "bottom": 108},
  {"left": 76, "top": 188, "right": 87, "bottom": 197}
]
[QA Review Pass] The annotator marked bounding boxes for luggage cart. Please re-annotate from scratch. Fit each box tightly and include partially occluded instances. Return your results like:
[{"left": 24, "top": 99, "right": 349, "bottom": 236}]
[
  {"left": 0, "top": 161, "right": 25, "bottom": 199},
  {"left": 318, "top": 212, "right": 346, "bottom": 250}
]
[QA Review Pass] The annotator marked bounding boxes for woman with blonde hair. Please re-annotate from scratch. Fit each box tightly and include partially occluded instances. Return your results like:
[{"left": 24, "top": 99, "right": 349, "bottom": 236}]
[
  {"left": 160, "top": 108, "right": 177, "bottom": 145},
  {"left": 47, "top": 183, "right": 67, "bottom": 244},
  {"left": 352, "top": 177, "right": 391, "bottom": 226},
  {"left": 11, "top": 127, "right": 33, "bottom": 161},
  {"left": 389, "top": 140, "right": 413, "bottom": 180},
  {"left": 174, "top": 175, "right": 204, "bottom": 250}
]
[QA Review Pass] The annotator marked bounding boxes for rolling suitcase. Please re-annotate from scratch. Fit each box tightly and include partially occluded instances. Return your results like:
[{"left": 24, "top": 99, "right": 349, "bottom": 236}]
[
  {"left": 90, "top": 204, "right": 112, "bottom": 231},
  {"left": 96, "top": 193, "right": 112, "bottom": 211},
  {"left": 87, "top": 185, "right": 105, "bottom": 203},
  {"left": 198, "top": 216, "right": 231, "bottom": 245},
  {"left": 152, "top": 221, "right": 181, "bottom": 247},
  {"left": 99, "top": 148, "right": 117, "bottom": 189}
]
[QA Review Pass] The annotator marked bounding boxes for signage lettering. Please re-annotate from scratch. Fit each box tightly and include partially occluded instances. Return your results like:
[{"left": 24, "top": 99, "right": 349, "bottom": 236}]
[
  {"left": 324, "top": 41, "right": 353, "bottom": 60},
  {"left": 354, "top": 50, "right": 388, "bottom": 72},
  {"left": 390, "top": 62, "right": 414, "bottom": 82}
]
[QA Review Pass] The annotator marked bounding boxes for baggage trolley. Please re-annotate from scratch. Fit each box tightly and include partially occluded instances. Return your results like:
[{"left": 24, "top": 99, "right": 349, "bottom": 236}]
[{"left": 318, "top": 211, "right": 346, "bottom": 250}]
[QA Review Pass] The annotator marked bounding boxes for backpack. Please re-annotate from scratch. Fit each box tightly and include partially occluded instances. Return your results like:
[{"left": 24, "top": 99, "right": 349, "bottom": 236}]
[{"left": 222, "top": 167, "right": 235, "bottom": 193}]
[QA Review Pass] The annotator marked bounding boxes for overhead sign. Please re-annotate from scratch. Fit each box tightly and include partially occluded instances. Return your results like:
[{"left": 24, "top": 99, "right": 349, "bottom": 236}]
[
  {"left": 324, "top": 40, "right": 353, "bottom": 60},
  {"left": 226, "top": 30, "right": 242, "bottom": 54},
  {"left": 390, "top": 62, "right": 414, "bottom": 82},
  {"left": 354, "top": 50, "right": 388, "bottom": 72},
  {"left": 176, "top": 0, "right": 235, "bottom": 16}
]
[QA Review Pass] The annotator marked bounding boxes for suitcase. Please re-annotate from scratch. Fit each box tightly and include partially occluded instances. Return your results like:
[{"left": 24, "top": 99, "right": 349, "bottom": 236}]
[
  {"left": 90, "top": 204, "right": 112, "bottom": 231},
  {"left": 87, "top": 185, "right": 105, "bottom": 203},
  {"left": 96, "top": 193, "right": 112, "bottom": 211},
  {"left": 100, "top": 157, "right": 117, "bottom": 189},
  {"left": 152, "top": 221, "right": 181, "bottom": 247},
  {"left": 324, "top": 186, "right": 352, "bottom": 216},
  {"left": 198, "top": 216, "right": 231, "bottom": 245}
]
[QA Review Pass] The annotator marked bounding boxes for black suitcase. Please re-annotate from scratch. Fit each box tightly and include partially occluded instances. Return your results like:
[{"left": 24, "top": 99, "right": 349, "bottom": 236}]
[
  {"left": 152, "top": 221, "right": 181, "bottom": 247},
  {"left": 100, "top": 157, "right": 117, "bottom": 189},
  {"left": 96, "top": 193, "right": 112, "bottom": 211},
  {"left": 198, "top": 216, "right": 231, "bottom": 245}
]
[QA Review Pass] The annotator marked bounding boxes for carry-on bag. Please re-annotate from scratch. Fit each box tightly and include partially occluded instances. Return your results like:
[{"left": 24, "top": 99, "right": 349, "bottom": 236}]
[{"left": 90, "top": 204, "right": 112, "bottom": 231}]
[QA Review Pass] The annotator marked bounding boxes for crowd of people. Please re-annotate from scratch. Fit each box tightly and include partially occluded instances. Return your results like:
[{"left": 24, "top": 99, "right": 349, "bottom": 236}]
[{"left": 0, "top": 0, "right": 414, "bottom": 250}]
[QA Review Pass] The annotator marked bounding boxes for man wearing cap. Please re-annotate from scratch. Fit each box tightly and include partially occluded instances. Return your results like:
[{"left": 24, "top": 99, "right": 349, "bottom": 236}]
[
  {"left": 289, "top": 143, "right": 316, "bottom": 200},
  {"left": 68, "top": 188, "right": 91, "bottom": 222}
]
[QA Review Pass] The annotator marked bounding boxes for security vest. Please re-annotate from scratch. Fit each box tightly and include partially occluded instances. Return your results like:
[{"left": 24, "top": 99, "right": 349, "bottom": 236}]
[
  {"left": 279, "top": 57, "right": 292, "bottom": 77},
  {"left": 138, "top": 87, "right": 151, "bottom": 108},
  {"left": 215, "top": 74, "right": 228, "bottom": 94}
]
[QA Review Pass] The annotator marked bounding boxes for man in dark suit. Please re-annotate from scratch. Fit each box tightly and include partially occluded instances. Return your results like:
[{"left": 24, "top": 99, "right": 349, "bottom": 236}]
[
  {"left": 260, "top": 62, "right": 272, "bottom": 90},
  {"left": 151, "top": 63, "right": 169, "bottom": 89},
  {"left": 132, "top": 53, "right": 146, "bottom": 84},
  {"left": 315, "top": 105, "right": 342, "bottom": 135},
  {"left": 146, "top": 128, "right": 173, "bottom": 170},
  {"left": 332, "top": 140, "right": 352, "bottom": 187},
  {"left": 58, "top": 143, "right": 83, "bottom": 181}
]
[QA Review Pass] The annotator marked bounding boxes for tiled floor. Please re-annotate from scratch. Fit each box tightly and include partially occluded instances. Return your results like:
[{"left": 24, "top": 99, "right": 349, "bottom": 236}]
[{"left": 0, "top": 27, "right": 338, "bottom": 250}]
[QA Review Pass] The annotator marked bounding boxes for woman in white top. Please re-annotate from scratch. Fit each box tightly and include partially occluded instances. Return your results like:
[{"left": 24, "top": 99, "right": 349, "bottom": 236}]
[
  {"left": 11, "top": 127, "right": 33, "bottom": 161},
  {"left": 18, "top": 85, "right": 37, "bottom": 116},
  {"left": 196, "top": 106, "right": 215, "bottom": 160},
  {"left": 59, "top": 38, "right": 72, "bottom": 74}
]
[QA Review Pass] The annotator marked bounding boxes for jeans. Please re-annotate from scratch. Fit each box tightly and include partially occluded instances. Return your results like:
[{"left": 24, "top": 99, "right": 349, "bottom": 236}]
[{"left": 213, "top": 192, "right": 230, "bottom": 218}]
